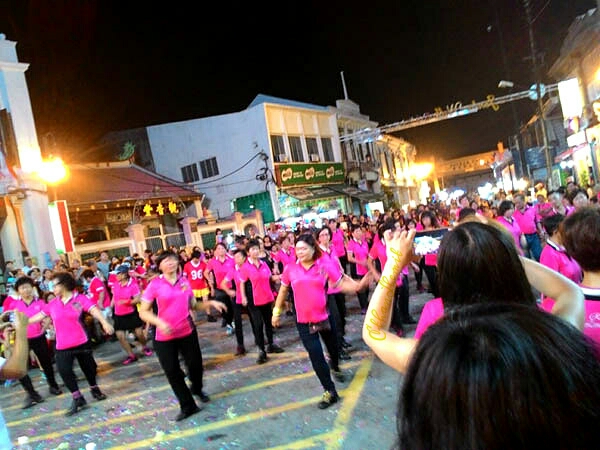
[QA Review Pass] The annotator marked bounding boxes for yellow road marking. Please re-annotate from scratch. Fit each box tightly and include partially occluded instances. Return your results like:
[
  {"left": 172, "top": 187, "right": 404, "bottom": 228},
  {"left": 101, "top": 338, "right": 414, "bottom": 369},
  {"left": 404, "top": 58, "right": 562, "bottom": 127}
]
[
  {"left": 266, "top": 432, "right": 334, "bottom": 449},
  {"left": 6, "top": 352, "right": 311, "bottom": 428}
]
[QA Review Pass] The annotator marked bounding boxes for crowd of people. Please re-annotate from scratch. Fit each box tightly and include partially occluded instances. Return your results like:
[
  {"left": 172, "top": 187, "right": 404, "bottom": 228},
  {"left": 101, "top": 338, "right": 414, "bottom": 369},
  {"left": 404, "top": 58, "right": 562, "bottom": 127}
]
[{"left": 0, "top": 179, "right": 599, "bottom": 447}]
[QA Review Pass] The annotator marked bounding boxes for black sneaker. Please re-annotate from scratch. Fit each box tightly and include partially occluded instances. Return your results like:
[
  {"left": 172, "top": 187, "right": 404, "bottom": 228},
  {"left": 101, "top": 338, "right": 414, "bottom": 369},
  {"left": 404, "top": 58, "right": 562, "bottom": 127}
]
[
  {"left": 256, "top": 350, "right": 268, "bottom": 364},
  {"left": 339, "top": 349, "right": 352, "bottom": 361},
  {"left": 49, "top": 386, "right": 63, "bottom": 396},
  {"left": 207, "top": 314, "right": 217, "bottom": 323},
  {"left": 91, "top": 387, "right": 107, "bottom": 401},
  {"left": 65, "top": 396, "right": 87, "bottom": 416},
  {"left": 22, "top": 392, "right": 44, "bottom": 409},
  {"left": 173, "top": 405, "right": 200, "bottom": 422},
  {"left": 341, "top": 339, "right": 353, "bottom": 349},
  {"left": 317, "top": 391, "right": 339, "bottom": 409},
  {"left": 285, "top": 310, "right": 294, "bottom": 317},
  {"left": 235, "top": 346, "right": 247, "bottom": 356},
  {"left": 266, "top": 343, "right": 284, "bottom": 354},
  {"left": 332, "top": 370, "right": 346, "bottom": 383},
  {"left": 195, "top": 391, "right": 210, "bottom": 403}
]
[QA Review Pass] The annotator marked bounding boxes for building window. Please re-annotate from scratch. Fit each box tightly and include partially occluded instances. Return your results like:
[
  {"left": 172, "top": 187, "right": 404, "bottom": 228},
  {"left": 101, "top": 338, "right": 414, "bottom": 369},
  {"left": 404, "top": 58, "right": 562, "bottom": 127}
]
[
  {"left": 288, "top": 136, "right": 304, "bottom": 162},
  {"left": 306, "top": 137, "right": 320, "bottom": 162},
  {"left": 271, "top": 135, "right": 287, "bottom": 162},
  {"left": 199, "top": 157, "right": 219, "bottom": 179},
  {"left": 181, "top": 163, "right": 199, "bottom": 183},
  {"left": 321, "top": 137, "right": 334, "bottom": 161}
]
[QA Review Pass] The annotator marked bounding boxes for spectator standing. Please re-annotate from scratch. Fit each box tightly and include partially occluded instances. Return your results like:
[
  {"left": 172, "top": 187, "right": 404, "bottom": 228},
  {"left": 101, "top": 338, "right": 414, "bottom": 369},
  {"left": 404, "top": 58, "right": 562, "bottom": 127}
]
[{"left": 513, "top": 194, "right": 543, "bottom": 261}]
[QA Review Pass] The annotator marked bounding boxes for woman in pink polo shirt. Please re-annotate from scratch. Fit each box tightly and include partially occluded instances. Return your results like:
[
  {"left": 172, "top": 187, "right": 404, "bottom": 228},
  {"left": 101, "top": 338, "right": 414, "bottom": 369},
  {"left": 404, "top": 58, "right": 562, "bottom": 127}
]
[
  {"left": 28, "top": 272, "right": 114, "bottom": 416},
  {"left": 496, "top": 200, "right": 524, "bottom": 255},
  {"left": 272, "top": 234, "right": 370, "bottom": 409},
  {"left": 240, "top": 239, "right": 284, "bottom": 365},
  {"left": 272, "top": 233, "right": 296, "bottom": 316},
  {"left": 4, "top": 276, "right": 62, "bottom": 409},
  {"left": 346, "top": 224, "right": 370, "bottom": 314},
  {"left": 111, "top": 264, "right": 152, "bottom": 365},
  {"left": 205, "top": 243, "right": 235, "bottom": 329},
  {"left": 539, "top": 214, "right": 582, "bottom": 284},
  {"left": 139, "top": 251, "right": 227, "bottom": 422}
]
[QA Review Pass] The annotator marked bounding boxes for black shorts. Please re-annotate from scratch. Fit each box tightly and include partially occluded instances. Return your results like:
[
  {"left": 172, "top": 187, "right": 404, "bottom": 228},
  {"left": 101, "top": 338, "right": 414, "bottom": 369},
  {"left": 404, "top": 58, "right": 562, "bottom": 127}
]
[{"left": 114, "top": 310, "right": 144, "bottom": 331}]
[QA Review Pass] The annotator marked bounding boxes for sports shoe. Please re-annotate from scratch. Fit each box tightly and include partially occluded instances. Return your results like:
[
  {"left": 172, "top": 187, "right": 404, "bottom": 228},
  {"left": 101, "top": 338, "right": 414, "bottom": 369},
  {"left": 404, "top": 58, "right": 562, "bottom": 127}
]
[
  {"left": 142, "top": 347, "right": 153, "bottom": 357},
  {"left": 317, "top": 391, "right": 339, "bottom": 409},
  {"left": 22, "top": 391, "right": 44, "bottom": 409},
  {"left": 341, "top": 339, "right": 353, "bottom": 349},
  {"left": 226, "top": 324, "right": 234, "bottom": 336},
  {"left": 122, "top": 355, "right": 138, "bottom": 365},
  {"left": 332, "top": 370, "right": 346, "bottom": 383},
  {"left": 91, "top": 387, "right": 107, "bottom": 401},
  {"left": 256, "top": 350, "right": 268, "bottom": 364},
  {"left": 266, "top": 343, "right": 284, "bottom": 354},
  {"left": 65, "top": 396, "right": 87, "bottom": 416},
  {"left": 174, "top": 405, "right": 200, "bottom": 422},
  {"left": 197, "top": 391, "right": 210, "bottom": 403},
  {"left": 285, "top": 310, "right": 294, "bottom": 317},
  {"left": 235, "top": 345, "right": 247, "bottom": 356},
  {"left": 339, "top": 349, "right": 351, "bottom": 361}
]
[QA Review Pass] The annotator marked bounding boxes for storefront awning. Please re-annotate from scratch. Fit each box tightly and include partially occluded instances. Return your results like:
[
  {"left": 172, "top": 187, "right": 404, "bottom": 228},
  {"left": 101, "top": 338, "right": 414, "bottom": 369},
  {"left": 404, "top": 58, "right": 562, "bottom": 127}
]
[{"left": 282, "top": 184, "right": 384, "bottom": 203}]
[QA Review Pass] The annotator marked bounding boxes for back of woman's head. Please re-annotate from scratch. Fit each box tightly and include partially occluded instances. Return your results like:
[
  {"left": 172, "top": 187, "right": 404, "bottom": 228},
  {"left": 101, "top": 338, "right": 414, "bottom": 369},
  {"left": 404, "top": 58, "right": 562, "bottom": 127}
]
[
  {"left": 399, "top": 302, "right": 600, "bottom": 450},
  {"left": 562, "top": 207, "right": 600, "bottom": 272},
  {"left": 438, "top": 221, "right": 534, "bottom": 307}
]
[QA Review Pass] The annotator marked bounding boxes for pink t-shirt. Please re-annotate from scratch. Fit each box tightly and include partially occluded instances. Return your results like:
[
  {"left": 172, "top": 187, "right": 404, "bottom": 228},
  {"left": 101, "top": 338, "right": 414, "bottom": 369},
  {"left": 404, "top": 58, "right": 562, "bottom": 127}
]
[
  {"left": 331, "top": 228, "right": 346, "bottom": 257},
  {"left": 4, "top": 297, "right": 45, "bottom": 339},
  {"left": 539, "top": 240, "right": 582, "bottom": 284},
  {"left": 88, "top": 276, "right": 109, "bottom": 309},
  {"left": 496, "top": 216, "right": 523, "bottom": 254},
  {"left": 414, "top": 298, "right": 444, "bottom": 339},
  {"left": 541, "top": 286, "right": 600, "bottom": 347},
  {"left": 272, "top": 248, "right": 296, "bottom": 268},
  {"left": 513, "top": 206, "right": 538, "bottom": 235},
  {"left": 346, "top": 238, "right": 369, "bottom": 276},
  {"left": 111, "top": 278, "right": 141, "bottom": 316},
  {"left": 368, "top": 238, "right": 407, "bottom": 286},
  {"left": 223, "top": 266, "right": 244, "bottom": 305},
  {"left": 42, "top": 294, "right": 96, "bottom": 350},
  {"left": 207, "top": 256, "right": 235, "bottom": 287},
  {"left": 320, "top": 246, "right": 343, "bottom": 294},
  {"left": 141, "top": 275, "right": 194, "bottom": 342},
  {"left": 280, "top": 258, "right": 342, "bottom": 323},
  {"left": 239, "top": 259, "right": 274, "bottom": 306}
]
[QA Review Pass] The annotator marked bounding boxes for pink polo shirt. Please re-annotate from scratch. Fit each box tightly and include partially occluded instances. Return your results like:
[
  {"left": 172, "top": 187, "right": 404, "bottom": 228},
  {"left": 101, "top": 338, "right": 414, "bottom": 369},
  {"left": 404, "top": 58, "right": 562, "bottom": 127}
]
[
  {"left": 319, "top": 246, "right": 343, "bottom": 294},
  {"left": 513, "top": 206, "right": 538, "bottom": 235},
  {"left": 280, "top": 258, "right": 343, "bottom": 323},
  {"left": 272, "top": 248, "right": 296, "bottom": 268},
  {"left": 369, "top": 238, "right": 407, "bottom": 286},
  {"left": 141, "top": 275, "right": 194, "bottom": 342},
  {"left": 542, "top": 286, "right": 600, "bottom": 347},
  {"left": 539, "top": 240, "right": 582, "bottom": 284},
  {"left": 496, "top": 216, "right": 523, "bottom": 254},
  {"left": 88, "top": 277, "right": 109, "bottom": 309},
  {"left": 331, "top": 228, "right": 346, "bottom": 257},
  {"left": 4, "top": 297, "right": 45, "bottom": 339},
  {"left": 346, "top": 238, "right": 369, "bottom": 276},
  {"left": 111, "top": 278, "right": 141, "bottom": 316},
  {"left": 414, "top": 298, "right": 444, "bottom": 339},
  {"left": 42, "top": 294, "right": 96, "bottom": 350},
  {"left": 223, "top": 266, "right": 244, "bottom": 305},
  {"left": 207, "top": 256, "right": 235, "bottom": 287},
  {"left": 239, "top": 259, "right": 274, "bottom": 306}
]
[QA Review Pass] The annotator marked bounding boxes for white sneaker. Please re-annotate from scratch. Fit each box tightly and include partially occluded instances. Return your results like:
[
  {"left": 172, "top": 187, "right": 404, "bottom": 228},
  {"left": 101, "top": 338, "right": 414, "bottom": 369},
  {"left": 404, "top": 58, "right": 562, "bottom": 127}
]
[{"left": 226, "top": 325, "right": 234, "bottom": 336}]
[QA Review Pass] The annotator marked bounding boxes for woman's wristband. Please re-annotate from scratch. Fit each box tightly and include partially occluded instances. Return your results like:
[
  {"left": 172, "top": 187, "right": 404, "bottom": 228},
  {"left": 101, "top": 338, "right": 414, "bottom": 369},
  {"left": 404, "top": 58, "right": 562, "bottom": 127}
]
[{"left": 272, "top": 306, "right": 282, "bottom": 317}]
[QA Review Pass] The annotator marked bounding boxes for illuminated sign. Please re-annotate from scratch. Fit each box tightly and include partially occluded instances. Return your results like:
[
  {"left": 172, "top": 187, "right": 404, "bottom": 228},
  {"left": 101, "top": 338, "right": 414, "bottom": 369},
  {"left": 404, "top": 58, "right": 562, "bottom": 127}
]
[
  {"left": 275, "top": 162, "right": 345, "bottom": 187},
  {"left": 558, "top": 78, "right": 584, "bottom": 119}
]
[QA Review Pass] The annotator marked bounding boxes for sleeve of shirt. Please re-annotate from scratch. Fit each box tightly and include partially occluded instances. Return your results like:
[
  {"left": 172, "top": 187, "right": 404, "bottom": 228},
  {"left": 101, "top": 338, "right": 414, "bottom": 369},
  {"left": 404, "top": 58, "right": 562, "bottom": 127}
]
[
  {"left": 414, "top": 298, "right": 444, "bottom": 339},
  {"left": 79, "top": 294, "right": 97, "bottom": 312},
  {"left": 238, "top": 264, "right": 249, "bottom": 282},
  {"left": 2, "top": 298, "right": 13, "bottom": 311},
  {"left": 141, "top": 279, "right": 157, "bottom": 303},
  {"left": 280, "top": 264, "right": 291, "bottom": 287},
  {"left": 325, "top": 260, "right": 343, "bottom": 286},
  {"left": 368, "top": 245, "right": 377, "bottom": 260}
]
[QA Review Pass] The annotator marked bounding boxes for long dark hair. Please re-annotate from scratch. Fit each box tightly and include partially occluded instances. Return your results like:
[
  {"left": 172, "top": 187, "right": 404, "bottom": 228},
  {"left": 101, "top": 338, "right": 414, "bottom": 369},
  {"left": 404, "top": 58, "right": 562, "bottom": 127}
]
[
  {"left": 437, "top": 221, "right": 535, "bottom": 308},
  {"left": 399, "top": 302, "right": 600, "bottom": 450}
]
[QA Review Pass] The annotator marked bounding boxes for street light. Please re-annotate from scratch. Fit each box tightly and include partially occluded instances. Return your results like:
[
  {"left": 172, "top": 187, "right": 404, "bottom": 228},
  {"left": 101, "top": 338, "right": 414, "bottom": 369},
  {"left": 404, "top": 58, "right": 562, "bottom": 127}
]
[{"left": 36, "top": 156, "right": 68, "bottom": 201}]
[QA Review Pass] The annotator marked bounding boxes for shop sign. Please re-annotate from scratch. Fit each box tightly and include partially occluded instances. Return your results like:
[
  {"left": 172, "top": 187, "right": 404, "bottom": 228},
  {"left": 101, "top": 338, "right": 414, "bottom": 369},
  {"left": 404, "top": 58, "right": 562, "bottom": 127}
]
[
  {"left": 142, "top": 200, "right": 180, "bottom": 217},
  {"left": 567, "top": 131, "right": 587, "bottom": 148},
  {"left": 275, "top": 162, "right": 345, "bottom": 187}
]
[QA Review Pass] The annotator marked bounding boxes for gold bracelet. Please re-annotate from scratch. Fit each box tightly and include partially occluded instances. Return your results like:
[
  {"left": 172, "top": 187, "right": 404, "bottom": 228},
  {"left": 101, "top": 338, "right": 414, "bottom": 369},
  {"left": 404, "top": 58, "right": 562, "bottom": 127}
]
[{"left": 272, "top": 306, "right": 282, "bottom": 317}]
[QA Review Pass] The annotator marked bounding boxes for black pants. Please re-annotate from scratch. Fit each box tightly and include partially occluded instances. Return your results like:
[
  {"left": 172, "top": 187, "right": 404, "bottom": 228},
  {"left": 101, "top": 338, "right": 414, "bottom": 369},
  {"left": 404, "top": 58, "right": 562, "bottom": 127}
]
[
  {"left": 297, "top": 318, "right": 338, "bottom": 393},
  {"left": 338, "top": 254, "right": 348, "bottom": 275},
  {"left": 247, "top": 298, "right": 274, "bottom": 351},
  {"left": 423, "top": 264, "right": 439, "bottom": 298},
  {"left": 397, "top": 274, "right": 410, "bottom": 320},
  {"left": 215, "top": 288, "right": 234, "bottom": 325},
  {"left": 20, "top": 334, "right": 59, "bottom": 395},
  {"left": 154, "top": 330, "right": 203, "bottom": 414},
  {"left": 327, "top": 293, "right": 346, "bottom": 350},
  {"left": 232, "top": 302, "right": 254, "bottom": 347},
  {"left": 415, "top": 257, "right": 424, "bottom": 289},
  {"left": 56, "top": 342, "right": 98, "bottom": 393},
  {"left": 357, "top": 285, "right": 370, "bottom": 310}
]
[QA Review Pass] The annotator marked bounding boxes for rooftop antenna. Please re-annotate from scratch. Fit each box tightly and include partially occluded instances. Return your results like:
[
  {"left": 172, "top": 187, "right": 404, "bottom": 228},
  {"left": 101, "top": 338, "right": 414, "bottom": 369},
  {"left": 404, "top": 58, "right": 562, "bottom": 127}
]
[{"left": 340, "top": 71, "right": 349, "bottom": 100}]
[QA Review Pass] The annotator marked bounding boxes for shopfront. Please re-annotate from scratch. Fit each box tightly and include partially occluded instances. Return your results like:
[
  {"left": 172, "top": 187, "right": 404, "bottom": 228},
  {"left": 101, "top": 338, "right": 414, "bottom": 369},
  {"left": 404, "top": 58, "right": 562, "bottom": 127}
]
[{"left": 555, "top": 130, "right": 595, "bottom": 188}]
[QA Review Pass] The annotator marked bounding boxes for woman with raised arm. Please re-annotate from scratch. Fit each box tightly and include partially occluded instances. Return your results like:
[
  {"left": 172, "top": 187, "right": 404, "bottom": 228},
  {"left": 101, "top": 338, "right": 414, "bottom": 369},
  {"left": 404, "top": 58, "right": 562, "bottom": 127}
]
[
  {"left": 272, "top": 234, "right": 370, "bottom": 409},
  {"left": 139, "top": 251, "right": 227, "bottom": 422}
]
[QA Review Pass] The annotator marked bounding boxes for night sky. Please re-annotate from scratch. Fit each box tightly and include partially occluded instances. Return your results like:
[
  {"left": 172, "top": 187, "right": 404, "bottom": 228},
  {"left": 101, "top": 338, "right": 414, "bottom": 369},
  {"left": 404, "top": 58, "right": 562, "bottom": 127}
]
[{"left": 0, "top": 0, "right": 596, "bottom": 163}]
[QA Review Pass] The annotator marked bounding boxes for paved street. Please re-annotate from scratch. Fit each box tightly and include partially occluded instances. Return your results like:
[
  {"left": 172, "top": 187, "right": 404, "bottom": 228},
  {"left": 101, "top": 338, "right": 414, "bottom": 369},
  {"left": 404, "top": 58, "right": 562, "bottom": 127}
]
[{"left": 1, "top": 284, "right": 432, "bottom": 450}]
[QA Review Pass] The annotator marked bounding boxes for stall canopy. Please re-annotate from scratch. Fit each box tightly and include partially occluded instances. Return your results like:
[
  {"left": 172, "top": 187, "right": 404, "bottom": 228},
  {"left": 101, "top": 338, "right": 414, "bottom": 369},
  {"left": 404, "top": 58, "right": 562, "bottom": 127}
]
[{"left": 282, "top": 184, "right": 384, "bottom": 203}]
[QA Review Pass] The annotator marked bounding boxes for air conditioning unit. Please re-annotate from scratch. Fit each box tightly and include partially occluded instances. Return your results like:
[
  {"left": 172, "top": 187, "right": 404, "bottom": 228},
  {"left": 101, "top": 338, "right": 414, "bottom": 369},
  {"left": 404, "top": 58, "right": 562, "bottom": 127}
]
[
  {"left": 310, "top": 154, "right": 320, "bottom": 162},
  {"left": 278, "top": 153, "right": 288, "bottom": 163}
]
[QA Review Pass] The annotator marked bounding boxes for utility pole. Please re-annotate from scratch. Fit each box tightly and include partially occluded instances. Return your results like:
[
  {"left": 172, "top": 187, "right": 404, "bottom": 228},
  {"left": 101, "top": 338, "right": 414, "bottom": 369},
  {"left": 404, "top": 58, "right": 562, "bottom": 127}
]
[{"left": 524, "top": 0, "right": 553, "bottom": 188}]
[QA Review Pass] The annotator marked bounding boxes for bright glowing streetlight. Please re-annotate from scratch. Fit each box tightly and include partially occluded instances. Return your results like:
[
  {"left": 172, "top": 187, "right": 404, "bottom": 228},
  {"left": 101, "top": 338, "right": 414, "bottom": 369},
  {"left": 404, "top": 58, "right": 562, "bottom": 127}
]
[
  {"left": 412, "top": 163, "right": 433, "bottom": 180},
  {"left": 37, "top": 156, "right": 68, "bottom": 185}
]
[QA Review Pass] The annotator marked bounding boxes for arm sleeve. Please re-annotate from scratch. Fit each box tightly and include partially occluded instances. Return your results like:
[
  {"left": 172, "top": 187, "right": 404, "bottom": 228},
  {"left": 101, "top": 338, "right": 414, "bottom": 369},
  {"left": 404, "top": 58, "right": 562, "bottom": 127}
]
[
  {"left": 141, "top": 279, "right": 157, "bottom": 303},
  {"left": 280, "top": 265, "right": 291, "bottom": 287}
]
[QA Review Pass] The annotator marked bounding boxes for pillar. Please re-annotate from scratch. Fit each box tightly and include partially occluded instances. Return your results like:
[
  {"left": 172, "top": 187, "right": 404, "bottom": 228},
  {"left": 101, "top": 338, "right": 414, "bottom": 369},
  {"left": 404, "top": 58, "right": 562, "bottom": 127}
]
[
  {"left": 126, "top": 223, "right": 146, "bottom": 256},
  {"left": 180, "top": 217, "right": 200, "bottom": 247}
]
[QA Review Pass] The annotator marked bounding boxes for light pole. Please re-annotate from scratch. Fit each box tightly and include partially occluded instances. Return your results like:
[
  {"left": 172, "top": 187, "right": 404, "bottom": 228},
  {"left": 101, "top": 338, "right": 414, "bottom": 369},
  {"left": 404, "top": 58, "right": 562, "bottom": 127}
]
[
  {"left": 36, "top": 156, "right": 68, "bottom": 201},
  {"left": 523, "top": 0, "right": 553, "bottom": 189}
]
